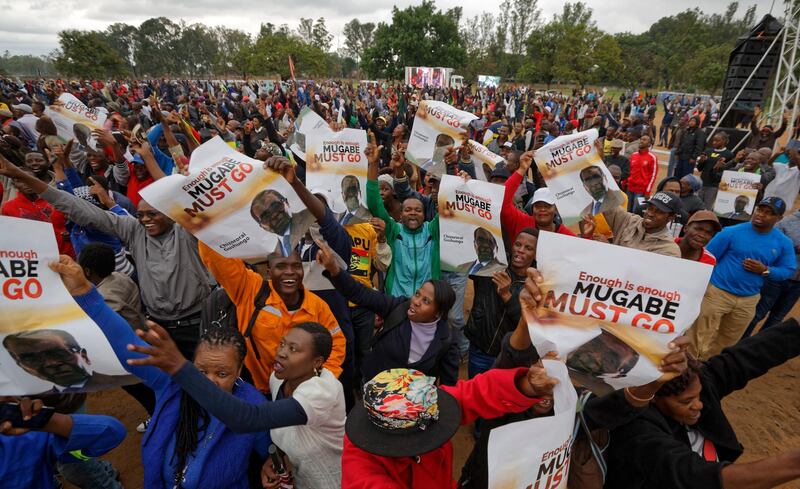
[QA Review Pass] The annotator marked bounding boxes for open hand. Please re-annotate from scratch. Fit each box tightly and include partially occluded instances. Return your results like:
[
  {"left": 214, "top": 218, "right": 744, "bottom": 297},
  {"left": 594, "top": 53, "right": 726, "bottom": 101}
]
[{"left": 315, "top": 239, "right": 341, "bottom": 276}]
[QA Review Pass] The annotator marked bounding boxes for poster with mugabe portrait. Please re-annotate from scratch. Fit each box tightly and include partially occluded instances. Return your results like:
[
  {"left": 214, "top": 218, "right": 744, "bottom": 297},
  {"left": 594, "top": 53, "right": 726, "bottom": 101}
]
[{"left": 0, "top": 217, "right": 135, "bottom": 395}]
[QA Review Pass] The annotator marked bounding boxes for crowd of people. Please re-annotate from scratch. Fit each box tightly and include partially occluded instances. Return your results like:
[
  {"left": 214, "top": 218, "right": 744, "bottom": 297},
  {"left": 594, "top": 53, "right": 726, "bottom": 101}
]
[{"left": 1, "top": 75, "right": 800, "bottom": 489}]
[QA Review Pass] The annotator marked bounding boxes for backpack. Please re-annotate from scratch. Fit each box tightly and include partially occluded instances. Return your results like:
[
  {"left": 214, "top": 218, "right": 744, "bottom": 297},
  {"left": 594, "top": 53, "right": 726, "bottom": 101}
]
[
  {"left": 200, "top": 286, "right": 238, "bottom": 333},
  {"left": 242, "top": 280, "right": 273, "bottom": 360},
  {"left": 567, "top": 391, "right": 610, "bottom": 489}
]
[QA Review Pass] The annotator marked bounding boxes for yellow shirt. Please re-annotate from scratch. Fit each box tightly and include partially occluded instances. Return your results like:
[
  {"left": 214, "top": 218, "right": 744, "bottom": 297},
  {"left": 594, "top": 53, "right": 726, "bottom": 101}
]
[
  {"left": 595, "top": 192, "right": 629, "bottom": 238},
  {"left": 343, "top": 223, "right": 378, "bottom": 306}
]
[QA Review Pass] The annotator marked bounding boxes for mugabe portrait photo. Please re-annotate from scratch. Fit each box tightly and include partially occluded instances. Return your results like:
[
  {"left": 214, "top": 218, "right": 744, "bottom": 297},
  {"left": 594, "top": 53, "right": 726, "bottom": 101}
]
[{"left": 2, "top": 328, "right": 136, "bottom": 394}]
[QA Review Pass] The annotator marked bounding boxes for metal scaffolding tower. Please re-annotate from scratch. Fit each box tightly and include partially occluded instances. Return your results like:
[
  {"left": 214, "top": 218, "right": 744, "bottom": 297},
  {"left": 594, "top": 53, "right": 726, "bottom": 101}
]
[{"left": 767, "top": 1, "right": 800, "bottom": 139}]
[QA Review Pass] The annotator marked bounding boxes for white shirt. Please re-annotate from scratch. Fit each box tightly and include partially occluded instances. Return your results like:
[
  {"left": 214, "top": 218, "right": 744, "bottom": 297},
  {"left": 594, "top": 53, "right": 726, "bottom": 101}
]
[{"left": 269, "top": 370, "right": 345, "bottom": 489}]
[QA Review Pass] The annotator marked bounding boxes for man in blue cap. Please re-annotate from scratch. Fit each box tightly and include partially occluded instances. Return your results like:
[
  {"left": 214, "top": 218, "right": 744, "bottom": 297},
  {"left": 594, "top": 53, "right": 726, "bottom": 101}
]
[{"left": 688, "top": 196, "right": 797, "bottom": 359}]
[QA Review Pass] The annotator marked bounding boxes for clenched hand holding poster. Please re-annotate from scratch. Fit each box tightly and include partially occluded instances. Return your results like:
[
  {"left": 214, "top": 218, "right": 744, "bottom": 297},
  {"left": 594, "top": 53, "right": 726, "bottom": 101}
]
[
  {"left": 0, "top": 216, "right": 133, "bottom": 395},
  {"left": 140, "top": 137, "right": 309, "bottom": 260},
  {"left": 438, "top": 175, "right": 507, "bottom": 276},
  {"left": 406, "top": 101, "right": 476, "bottom": 176},
  {"left": 305, "top": 128, "right": 371, "bottom": 223},
  {"left": 534, "top": 129, "right": 624, "bottom": 227},
  {"left": 713, "top": 170, "right": 761, "bottom": 220},
  {"left": 487, "top": 360, "right": 578, "bottom": 489},
  {"left": 45, "top": 93, "right": 108, "bottom": 150},
  {"left": 530, "top": 232, "right": 712, "bottom": 394}
]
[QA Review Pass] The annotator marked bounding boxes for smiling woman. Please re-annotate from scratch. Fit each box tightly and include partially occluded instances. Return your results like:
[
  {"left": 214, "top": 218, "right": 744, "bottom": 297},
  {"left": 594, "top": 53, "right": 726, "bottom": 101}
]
[{"left": 316, "top": 240, "right": 460, "bottom": 386}]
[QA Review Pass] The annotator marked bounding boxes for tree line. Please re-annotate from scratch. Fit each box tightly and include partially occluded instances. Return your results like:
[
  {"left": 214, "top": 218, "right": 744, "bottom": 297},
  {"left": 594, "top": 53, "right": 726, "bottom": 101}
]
[{"left": 0, "top": 1, "right": 759, "bottom": 93}]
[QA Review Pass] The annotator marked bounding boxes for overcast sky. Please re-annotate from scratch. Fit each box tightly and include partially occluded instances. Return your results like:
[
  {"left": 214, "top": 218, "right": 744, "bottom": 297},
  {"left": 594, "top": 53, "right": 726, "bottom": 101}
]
[{"left": 1, "top": 0, "right": 775, "bottom": 56}]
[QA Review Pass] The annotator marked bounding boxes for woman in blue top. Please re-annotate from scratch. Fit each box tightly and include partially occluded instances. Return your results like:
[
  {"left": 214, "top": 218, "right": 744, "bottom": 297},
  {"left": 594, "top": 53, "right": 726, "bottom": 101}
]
[{"left": 50, "top": 255, "right": 300, "bottom": 489}]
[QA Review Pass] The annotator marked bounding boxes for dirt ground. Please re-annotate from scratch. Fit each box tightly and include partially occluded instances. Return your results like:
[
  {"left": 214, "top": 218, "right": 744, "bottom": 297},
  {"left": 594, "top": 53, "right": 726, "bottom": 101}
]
[{"left": 72, "top": 143, "right": 800, "bottom": 489}]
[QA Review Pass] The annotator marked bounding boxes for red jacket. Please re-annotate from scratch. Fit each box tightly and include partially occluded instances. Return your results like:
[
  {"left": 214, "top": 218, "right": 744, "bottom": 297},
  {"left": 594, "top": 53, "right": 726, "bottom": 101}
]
[
  {"left": 341, "top": 367, "right": 541, "bottom": 489},
  {"left": 626, "top": 150, "right": 659, "bottom": 196},
  {"left": 1, "top": 194, "right": 75, "bottom": 258},
  {"left": 501, "top": 171, "right": 576, "bottom": 243}
]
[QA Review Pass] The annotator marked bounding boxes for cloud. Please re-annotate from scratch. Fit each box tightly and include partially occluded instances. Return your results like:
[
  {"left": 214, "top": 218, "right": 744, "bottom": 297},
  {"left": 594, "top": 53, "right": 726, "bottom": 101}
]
[{"left": 1, "top": 0, "right": 772, "bottom": 56}]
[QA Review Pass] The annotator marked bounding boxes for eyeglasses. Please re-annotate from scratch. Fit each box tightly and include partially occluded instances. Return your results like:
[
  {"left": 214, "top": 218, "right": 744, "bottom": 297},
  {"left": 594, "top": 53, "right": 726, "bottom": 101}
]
[
  {"left": 258, "top": 200, "right": 286, "bottom": 224},
  {"left": 16, "top": 347, "right": 80, "bottom": 364}
]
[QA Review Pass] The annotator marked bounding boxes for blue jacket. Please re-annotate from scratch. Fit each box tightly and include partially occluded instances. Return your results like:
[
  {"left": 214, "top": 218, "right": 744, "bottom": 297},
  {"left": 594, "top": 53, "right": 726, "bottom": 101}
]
[
  {"left": 327, "top": 269, "right": 459, "bottom": 385},
  {"left": 146, "top": 123, "right": 177, "bottom": 175},
  {"left": 706, "top": 222, "right": 797, "bottom": 296},
  {"left": 0, "top": 414, "right": 125, "bottom": 489},
  {"left": 75, "top": 289, "right": 270, "bottom": 489}
]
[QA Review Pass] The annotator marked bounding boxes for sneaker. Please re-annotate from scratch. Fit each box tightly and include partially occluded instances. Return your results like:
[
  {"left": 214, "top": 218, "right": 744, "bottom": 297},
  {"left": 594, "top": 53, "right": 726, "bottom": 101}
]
[{"left": 136, "top": 418, "right": 150, "bottom": 433}]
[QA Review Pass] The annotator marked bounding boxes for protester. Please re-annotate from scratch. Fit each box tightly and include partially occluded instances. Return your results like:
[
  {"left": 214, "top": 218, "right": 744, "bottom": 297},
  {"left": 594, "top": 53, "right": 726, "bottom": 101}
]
[
  {"left": 742, "top": 207, "right": 800, "bottom": 337},
  {"left": 603, "top": 138, "right": 630, "bottom": 181},
  {"left": 464, "top": 228, "right": 538, "bottom": 378},
  {"left": 696, "top": 131, "right": 735, "bottom": 209},
  {"left": 626, "top": 134, "right": 659, "bottom": 211},
  {"left": 688, "top": 197, "right": 797, "bottom": 359},
  {"left": 747, "top": 106, "right": 788, "bottom": 149},
  {"left": 587, "top": 190, "right": 682, "bottom": 257},
  {"left": 0, "top": 153, "right": 213, "bottom": 358},
  {"left": 674, "top": 116, "right": 706, "bottom": 178},
  {"left": 316, "top": 239, "right": 460, "bottom": 386},
  {"left": 502, "top": 152, "right": 577, "bottom": 243},
  {"left": 341, "top": 332, "right": 556, "bottom": 489},
  {"left": 0, "top": 395, "right": 126, "bottom": 489},
  {"left": 366, "top": 137, "right": 440, "bottom": 297},
  {"left": 607, "top": 320, "right": 800, "bottom": 489},
  {"left": 126, "top": 317, "right": 346, "bottom": 489},
  {"left": 459, "top": 271, "right": 690, "bottom": 489},
  {"left": 675, "top": 210, "right": 721, "bottom": 264}
]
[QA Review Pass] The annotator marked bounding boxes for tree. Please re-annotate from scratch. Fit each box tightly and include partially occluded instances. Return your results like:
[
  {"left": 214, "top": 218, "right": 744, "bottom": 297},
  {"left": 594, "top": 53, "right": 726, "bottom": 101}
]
[
  {"left": 54, "top": 30, "right": 128, "bottom": 78},
  {"left": 176, "top": 23, "right": 219, "bottom": 77},
  {"left": 296, "top": 18, "right": 314, "bottom": 43},
  {"left": 342, "top": 19, "right": 375, "bottom": 61},
  {"left": 504, "top": 0, "right": 541, "bottom": 57},
  {"left": 134, "top": 17, "right": 182, "bottom": 76},
  {"left": 362, "top": 1, "right": 466, "bottom": 79},
  {"left": 0, "top": 52, "right": 56, "bottom": 76},
  {"left": 248, "top": 28, "right": 326, "bottom": 78},
  {"left": 104, "top": 23, "right": 138, "bottom": 75},
  {"left": 214, "top": 27, "right": 252, "bottom": 77},
  {"left": 312, "top": 18, "right": 333, "bottom": 52}
]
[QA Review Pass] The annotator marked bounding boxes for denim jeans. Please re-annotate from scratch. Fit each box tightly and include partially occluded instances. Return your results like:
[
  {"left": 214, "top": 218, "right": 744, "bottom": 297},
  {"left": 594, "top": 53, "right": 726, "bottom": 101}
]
[
  {"left": 742, "top": 279, "right": 800, "bottom": 338},
  {"left": 57, "top": 459, "right": 122, "bottom": 489},
  {"left": 468, "top": 344, "right": 497, "bottom": 379},
  {"left": 675, "top": 159, "right": 695, "bottom": 179},
  {"left": 442, "top": 270, "right": 470, "bottom": 355}
]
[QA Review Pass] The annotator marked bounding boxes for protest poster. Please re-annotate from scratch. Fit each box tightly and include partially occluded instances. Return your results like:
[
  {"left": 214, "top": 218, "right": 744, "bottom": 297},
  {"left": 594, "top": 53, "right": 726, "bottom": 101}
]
[
  {"left": 140, "top": 137, "right": 310, "bottom": 260},
  {"left": 534, "top": 129, "right": 624, "bottom": 227},
  {"left": 305, "top": 127, "right": 371, "bottom": 222},
  {"left": 288, "top": 106, "right": 330, "bottom": 160},
  {"left": 713, "top": 170, "right": 761, "bottom": 221},
  {"left": 45, "top": 93, "right": 108, "bottom": 150},
  {"left": 0, "top": 216, "right": 134, "bottom": 395},
  {"left": 468, "top": 139, "right": 504, "bottom": 182},
  {"left": 478, "top": 75, "right": 501, "bottom": 88},
  {"left": 528, "top": 232, "right": 712, "bottom": 395},
  {"left": 438, "top": 175, "right": 507, "bottom": 277},
  {"left": 487, "top": 360, "right": 577, "bottom": 489},
  {"left": 406, "top": 101, "right": 477, "bottom": 177}
]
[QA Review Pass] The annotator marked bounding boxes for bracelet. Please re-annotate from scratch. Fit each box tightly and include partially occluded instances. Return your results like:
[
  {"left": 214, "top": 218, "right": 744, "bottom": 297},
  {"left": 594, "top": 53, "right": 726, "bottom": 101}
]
[{"left": 624, "top": 387, "right": 655, "bottom": 403}]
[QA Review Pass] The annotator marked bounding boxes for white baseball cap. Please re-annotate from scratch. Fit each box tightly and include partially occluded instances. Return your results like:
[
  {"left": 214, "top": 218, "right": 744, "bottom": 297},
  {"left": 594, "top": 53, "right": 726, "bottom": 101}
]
[{"left": 532, "top": 187, "right": 556, "bottom": 205}]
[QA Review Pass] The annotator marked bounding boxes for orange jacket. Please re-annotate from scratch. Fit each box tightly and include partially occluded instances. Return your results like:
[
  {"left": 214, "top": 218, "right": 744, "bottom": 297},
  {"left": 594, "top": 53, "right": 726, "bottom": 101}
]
[{"left": 198, "top": 242, "right": 345, "bottom": 392}]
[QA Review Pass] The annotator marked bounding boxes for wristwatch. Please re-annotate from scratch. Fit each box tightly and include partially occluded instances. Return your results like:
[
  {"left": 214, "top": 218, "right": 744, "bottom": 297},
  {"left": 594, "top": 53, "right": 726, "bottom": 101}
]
[{"left": 762, "top": 267, "right": 770, "bottom": 277}]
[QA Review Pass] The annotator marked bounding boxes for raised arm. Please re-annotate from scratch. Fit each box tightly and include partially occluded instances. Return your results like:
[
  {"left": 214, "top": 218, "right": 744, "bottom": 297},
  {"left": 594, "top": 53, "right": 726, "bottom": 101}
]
[{"left": 51, "top": 257, "right": 171, "bottom": 392}]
